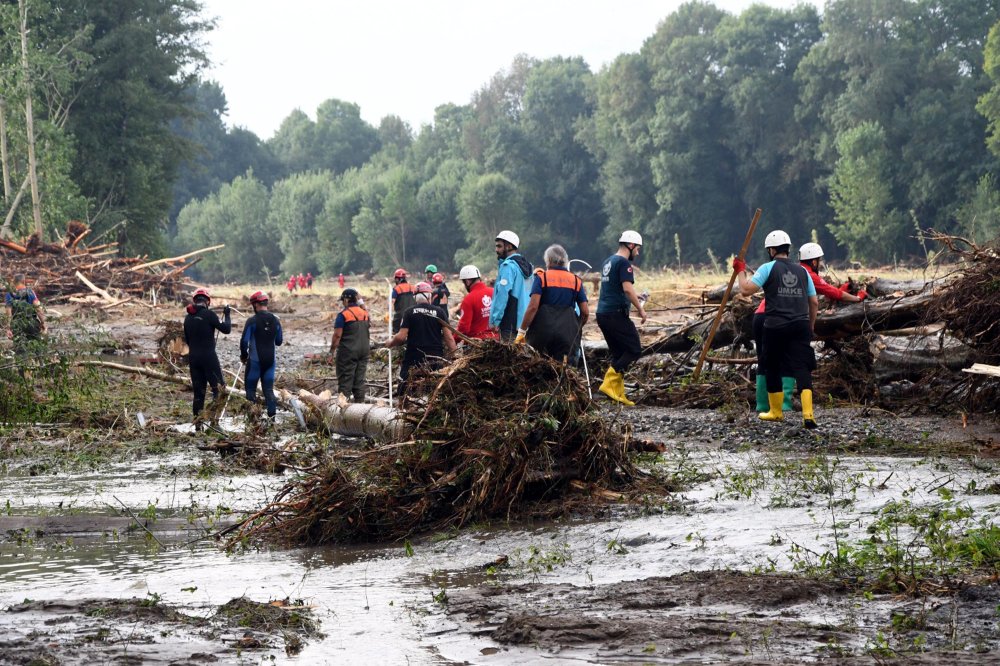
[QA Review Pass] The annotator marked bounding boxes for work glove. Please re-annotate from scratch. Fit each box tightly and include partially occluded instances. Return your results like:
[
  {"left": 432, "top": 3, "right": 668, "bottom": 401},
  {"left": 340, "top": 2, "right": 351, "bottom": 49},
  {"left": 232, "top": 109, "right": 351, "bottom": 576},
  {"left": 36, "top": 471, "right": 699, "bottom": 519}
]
[
  {"left": 732, "top": 257, "right": 746, "bottom": 273},
  {"left": 857, "top": 290, "right": 868, "bottom": 301},
  {"left": 223, "top": 305, "right": 231, "bottom": 317},
  {"left": 383, "top": 313, "right": 390, "bottom": 323},
  {"left": 514, "top": 329, "right": 527, "bottom": 344},
  {"left": 240, "top": 352, "right": 248, "bottom": 363}
]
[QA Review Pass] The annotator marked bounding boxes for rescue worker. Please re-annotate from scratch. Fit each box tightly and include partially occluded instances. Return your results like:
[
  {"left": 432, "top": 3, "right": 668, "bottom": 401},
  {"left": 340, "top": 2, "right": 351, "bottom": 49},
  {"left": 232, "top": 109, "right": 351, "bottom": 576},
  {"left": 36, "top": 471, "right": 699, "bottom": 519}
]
[
  {"left": 424, "top": 264, "right": 438, "bottom": 284},
  {"left": 750, "top": 241, "right": 869, "bottom": 413},
  {"left": 431, "top": 272, "right": 449, "bottom": 311},
  {"left": 489, "top": 230, "right": 533, "bottom": 340},
  {"left": 183, "top": 288, "right": 231, "bottom": 422},
  {"left": 386, "top": 281, "right": 456, "bottom": 398},
  {"left": 286, "top": 275, "right": 296, "bottom": 294},
  {"left": 4, "top": 273, "right": 46, "bottom": 356},
  {"left": 240, "top": 291, "right": 284, "bottom": 418},
  {"left": 798, "top": 243, "right": 867, "bottom": 303},
  {"left": 329, "top": 288, "right": 370, "bottom": 402},
  {"left": 456, "top": 265, "right": 497, "bottom": 340},
  {"left": 297, "top": 273, "right": 307, "bottom": 290},
  {"left": 735, "top": 231, "right": 819, "bottom": 428},
  {"left": 391, "top": 268, "right": 416, "bottom": 334},
  {"left": 338, "top": 273, "right": 345, "bottom": 289},
  {"left": 596, "top": 231, "right": 647, "bottom": 406},
  {"left": 516, "top": 244, "right": 589, "bottom": 362},
  {"left": 306, "top": 272, "right": 314, "bottom": 290}
]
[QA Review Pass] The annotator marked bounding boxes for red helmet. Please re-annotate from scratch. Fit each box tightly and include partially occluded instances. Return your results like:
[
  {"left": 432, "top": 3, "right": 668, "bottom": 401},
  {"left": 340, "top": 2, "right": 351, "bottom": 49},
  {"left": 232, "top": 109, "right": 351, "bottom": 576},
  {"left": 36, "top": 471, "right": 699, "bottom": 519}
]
[
  {"left": 249, "top": 290, "right": 269, "bottom": 304},
  {"left": 415, "top": 281, "right": 433, "bottom": 294},
  {"left": 432, "top": 272, "right": 444, "bottom": 284},
  {"left": 394, "top": 268, "right": 408, "bottom": 279},
  {"left": 192, "top": 288, "right": 211, "bottom": 303}
]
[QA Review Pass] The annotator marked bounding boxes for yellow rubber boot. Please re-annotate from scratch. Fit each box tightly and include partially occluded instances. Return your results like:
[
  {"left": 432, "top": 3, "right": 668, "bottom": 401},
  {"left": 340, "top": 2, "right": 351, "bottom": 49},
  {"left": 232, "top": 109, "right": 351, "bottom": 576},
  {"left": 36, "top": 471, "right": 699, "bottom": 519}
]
[
  {"left": 801, "top": 389, "right": 817, "bottom": 429},
  {"left": 614, "top": 370, "right": 635, "bottom": 406},
  {"left": 598, "top": 367, "right": 617, "bottom": 401},
  {"left": 758, "top": 391, "right": 784, "bottom": 422}
]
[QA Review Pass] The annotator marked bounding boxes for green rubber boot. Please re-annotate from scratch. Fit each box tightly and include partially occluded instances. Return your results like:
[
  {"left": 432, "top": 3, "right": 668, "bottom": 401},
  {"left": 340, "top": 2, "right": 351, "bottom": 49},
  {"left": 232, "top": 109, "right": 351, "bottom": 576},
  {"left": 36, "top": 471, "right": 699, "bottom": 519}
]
[
  {"left": 782, "top": 376, "right": 796, "bottom": 411},
  {"left": 755, "top": 375, "right": 769, "bottom": 412}
]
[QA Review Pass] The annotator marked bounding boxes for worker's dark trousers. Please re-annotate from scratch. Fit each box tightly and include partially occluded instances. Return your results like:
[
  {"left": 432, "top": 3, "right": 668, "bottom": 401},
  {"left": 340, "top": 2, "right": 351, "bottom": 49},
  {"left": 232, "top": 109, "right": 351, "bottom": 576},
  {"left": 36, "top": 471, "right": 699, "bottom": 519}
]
[
  {"left": 336, "top": 352, "right": 369, "bottom": 402},
  {"left": 762, "top": 320, "right": 815, "bottom": 393},
  {"left": 245, "top": 360, "right": 277, "bottom": 416},
  {"left": 596, "top": 310, "right": 642, "bottom": 373},
  {"left": 527, "top": 305, "right": 579, "bottom": 362},
  {"left": 189, "top": 355, "right": 222, "bottom": 417}
]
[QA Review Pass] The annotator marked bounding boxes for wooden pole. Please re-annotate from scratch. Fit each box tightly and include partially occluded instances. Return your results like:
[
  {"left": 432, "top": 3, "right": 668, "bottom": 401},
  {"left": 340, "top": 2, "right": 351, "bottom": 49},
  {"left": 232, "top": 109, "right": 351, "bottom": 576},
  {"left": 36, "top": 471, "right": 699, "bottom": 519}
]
[{"left": 692, "top": 208, "right": 762, "bottom": 380}]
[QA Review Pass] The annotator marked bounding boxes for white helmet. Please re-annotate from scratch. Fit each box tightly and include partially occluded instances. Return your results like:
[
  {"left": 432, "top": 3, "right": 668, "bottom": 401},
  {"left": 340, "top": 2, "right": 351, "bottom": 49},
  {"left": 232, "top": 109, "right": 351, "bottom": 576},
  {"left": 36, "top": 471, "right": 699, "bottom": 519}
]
[
  {"left": 495, "top": 230, "right": 519, "bottom": 248},
  {"left": 799, "top": 242, "right": 824, "bottom": 261},
  {"left": 459, "top": 265, "right": 481, "bottom": 280},
  {"left": 619, "top": 230, "right": 643, "bottom": 246},
  {"left": 764, "top": 230, "right": 791, "bottom": 248}
]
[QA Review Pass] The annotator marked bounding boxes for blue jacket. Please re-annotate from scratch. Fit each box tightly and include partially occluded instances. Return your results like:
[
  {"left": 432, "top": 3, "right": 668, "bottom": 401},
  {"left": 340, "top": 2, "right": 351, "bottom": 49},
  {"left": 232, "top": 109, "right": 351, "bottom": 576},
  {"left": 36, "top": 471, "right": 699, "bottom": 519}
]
[{"left": 489, "top": 253, "right": 533, "bottom": 334}]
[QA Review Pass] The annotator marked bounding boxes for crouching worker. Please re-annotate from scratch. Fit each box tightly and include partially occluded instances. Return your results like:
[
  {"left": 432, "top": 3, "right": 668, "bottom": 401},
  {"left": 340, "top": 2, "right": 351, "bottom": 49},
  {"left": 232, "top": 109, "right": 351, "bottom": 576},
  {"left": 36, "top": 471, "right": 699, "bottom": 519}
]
[
  {"left": 240, "top": 291, "right": 283, "bottom": 418},
  {"left": 735, "top": 231, "right": 819, "bottom": 428},
  {"left": 516, "top": 244, "right": 588, "bottom": 362},
  {"left": 385, "top": 281, "right": 456, "bottom": 399},
  {"left": 330, "top": 288, "right": 370, "bottom": 402},
  {"left": 183, "top": 288, "right": 231, "bottom": 422}
]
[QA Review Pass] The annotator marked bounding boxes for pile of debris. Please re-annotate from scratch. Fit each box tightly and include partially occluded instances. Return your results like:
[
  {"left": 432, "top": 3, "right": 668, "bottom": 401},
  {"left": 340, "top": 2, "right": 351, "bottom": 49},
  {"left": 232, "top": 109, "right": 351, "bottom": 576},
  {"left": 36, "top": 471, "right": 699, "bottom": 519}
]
[
  {"left": 0, "top": 221, "right": 221, "bottom": 305},
  {"left": 224, "top": 342, "right": 648, "bottom": 547}
]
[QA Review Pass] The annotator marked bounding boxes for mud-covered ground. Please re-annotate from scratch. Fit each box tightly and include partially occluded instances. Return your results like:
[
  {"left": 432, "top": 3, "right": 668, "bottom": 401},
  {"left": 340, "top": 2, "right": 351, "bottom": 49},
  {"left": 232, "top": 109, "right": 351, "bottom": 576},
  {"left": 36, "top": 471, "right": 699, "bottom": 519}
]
[{"left": 2, "top": 289, "right": 1000, "bottom": 664}]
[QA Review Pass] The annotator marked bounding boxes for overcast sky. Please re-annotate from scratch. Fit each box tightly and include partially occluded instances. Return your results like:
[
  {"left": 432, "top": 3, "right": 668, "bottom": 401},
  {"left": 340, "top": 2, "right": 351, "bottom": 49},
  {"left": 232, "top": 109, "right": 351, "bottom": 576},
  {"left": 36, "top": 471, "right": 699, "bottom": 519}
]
[{"left": 199, "top": 0, "right": 820, "bottom": 140}]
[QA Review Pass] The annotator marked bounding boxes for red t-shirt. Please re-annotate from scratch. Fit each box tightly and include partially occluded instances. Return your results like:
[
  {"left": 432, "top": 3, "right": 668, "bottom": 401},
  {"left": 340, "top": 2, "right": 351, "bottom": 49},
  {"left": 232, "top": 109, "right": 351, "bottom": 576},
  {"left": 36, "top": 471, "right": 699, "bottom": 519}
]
[{"left": 457, "top": 281, "right": 498, "bottom": 340}]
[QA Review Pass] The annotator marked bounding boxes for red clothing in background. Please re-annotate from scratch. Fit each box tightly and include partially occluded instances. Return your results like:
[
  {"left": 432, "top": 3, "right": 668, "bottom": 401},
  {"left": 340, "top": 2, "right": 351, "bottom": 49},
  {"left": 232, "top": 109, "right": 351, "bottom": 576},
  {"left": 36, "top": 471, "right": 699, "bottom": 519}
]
[{"left": 457, "top": 281, "right": 498, "bottom": 340}]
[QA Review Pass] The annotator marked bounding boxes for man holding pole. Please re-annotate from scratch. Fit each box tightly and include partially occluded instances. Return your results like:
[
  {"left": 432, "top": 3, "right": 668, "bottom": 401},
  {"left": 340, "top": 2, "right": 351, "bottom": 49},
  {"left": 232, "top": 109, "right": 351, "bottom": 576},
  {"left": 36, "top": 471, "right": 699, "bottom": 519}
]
[
  {"left": 596, "top": 231, "right": 647, "bottom": 406},
  {"left": 735, "top": 230, "right": 819, "bottom": 428}
]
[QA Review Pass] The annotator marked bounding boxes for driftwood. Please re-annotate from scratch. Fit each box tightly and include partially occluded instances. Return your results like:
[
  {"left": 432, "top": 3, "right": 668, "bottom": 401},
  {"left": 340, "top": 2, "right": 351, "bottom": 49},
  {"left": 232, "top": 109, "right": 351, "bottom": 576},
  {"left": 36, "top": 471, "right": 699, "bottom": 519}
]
[
  {"left": 871, "top": 334, "right": 974, "bottom": 382},
  {"left": 813, "top": 292, "right": 937, "bottom": 340}
]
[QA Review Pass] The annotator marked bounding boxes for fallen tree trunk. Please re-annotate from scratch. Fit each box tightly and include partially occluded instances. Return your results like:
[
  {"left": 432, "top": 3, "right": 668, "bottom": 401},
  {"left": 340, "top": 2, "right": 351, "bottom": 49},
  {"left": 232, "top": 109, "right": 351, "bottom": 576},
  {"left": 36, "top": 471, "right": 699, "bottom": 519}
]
[
  {"left": 871, "top": 334, "right": 974, "bottom": 382},
  {"left": 866, "top": 277, "right": 938, "bottom": 298},
  {"left": 813, "top": 292, "right": 937, "bottom": 340},
  {"left": 78, "top": 360, "right": 403, "bottom": 441}
]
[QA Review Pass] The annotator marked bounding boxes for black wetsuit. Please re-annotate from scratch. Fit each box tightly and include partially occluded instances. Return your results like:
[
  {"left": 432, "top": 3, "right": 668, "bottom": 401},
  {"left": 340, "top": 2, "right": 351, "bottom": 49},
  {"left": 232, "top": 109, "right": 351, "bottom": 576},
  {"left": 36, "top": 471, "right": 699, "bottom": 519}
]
[{"left": 183, "top": 304, "right": 231, "bottom": 417}]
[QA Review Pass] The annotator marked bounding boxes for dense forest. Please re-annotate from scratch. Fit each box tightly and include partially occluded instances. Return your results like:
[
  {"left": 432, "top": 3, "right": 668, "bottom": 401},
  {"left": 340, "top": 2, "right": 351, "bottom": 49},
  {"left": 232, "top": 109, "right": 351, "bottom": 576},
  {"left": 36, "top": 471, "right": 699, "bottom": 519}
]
[{"left": 3, "top": 1, "right": 1000, "bottom": 281}]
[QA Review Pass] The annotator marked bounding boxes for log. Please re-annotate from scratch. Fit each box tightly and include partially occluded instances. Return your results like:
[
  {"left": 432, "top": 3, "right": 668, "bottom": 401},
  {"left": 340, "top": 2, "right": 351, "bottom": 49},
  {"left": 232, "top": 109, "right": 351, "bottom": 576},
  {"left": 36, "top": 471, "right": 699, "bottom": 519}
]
[
  {"left": 128, "top": 244, "right": 224, "bottom": 272},
  {"left": 0, "top": 237, "right": 27, "bottom": 254},
  {"left": 871, "top": 334, "right": 973, "bottom": 381},
  {"left": 963, "top": 363, "right": 1000, "bottom": 378},
  {"left": 812, "top": 292, "right": 937, "bottom": 340},
  {"left": 643, "top": 310, "right": 746, "bottom": 355},
  {"left": 75, "top": 271, "right": 115, "bottom": 303},
  {"left": 866, "top": 277, "right": 937, "bottom": 298}
]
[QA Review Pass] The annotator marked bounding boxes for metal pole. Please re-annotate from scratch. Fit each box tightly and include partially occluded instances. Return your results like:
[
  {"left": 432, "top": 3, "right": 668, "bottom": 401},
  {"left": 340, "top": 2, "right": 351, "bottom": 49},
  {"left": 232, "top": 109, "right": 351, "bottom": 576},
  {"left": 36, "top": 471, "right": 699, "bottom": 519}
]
[
  {"left": 692, "top": 208, "right": 762, "bottom": 380},
  {"left": 571, "top": 258, "right": 593, "bottom": 399},
  {"left": 387, "top": 284, "right": 394, "bottom": 402}
]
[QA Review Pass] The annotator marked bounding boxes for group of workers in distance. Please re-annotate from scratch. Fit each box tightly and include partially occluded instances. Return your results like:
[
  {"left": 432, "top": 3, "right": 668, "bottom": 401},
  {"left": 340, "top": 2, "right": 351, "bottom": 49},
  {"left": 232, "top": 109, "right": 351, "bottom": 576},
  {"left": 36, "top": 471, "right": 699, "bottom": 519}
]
[
  {"left": 285, "top": 272, "right": 313, "bottom": 294},
  {"left": 176, "top": 226, "right": 853, "bottom": 430}
]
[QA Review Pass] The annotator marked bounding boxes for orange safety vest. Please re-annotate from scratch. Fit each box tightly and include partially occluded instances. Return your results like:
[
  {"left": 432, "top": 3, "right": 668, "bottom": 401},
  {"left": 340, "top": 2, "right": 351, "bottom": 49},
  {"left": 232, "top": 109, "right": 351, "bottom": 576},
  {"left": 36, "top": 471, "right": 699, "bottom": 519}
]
[{"left": 539, "top": 269, "right": 582, "bottom": 296}]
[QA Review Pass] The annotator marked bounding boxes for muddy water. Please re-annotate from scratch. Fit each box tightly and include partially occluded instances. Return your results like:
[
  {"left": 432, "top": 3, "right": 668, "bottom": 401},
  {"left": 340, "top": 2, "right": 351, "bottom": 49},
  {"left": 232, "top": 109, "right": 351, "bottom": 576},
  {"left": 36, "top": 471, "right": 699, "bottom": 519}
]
[{"left": 3, "top": 429, "right": 1000, "bottom": 663}]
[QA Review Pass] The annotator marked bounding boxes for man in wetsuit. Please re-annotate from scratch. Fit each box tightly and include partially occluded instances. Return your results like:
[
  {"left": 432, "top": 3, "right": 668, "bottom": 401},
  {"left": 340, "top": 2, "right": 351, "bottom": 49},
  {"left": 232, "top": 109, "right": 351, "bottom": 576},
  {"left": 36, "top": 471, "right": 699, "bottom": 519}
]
[
  {"left": 183, "top": 288, "right": 231, "bottom": 422},
  {"left": 489, "top": 230, "right": 532, "bottom": 340},
  {"left": 329, "top": 288, "right": 370, "bottom": 402},
  {"left": 240, "top": 290, "right": 284, "bottom": 418},
  {"left": 736, "top": 231, "right": 819, "bottom": 428},
  {"left": 517, "top": 244, "right": 588, "bottom": 362},
  {"left": 385, "top": 281, "right": 456, "bottom": 399}
]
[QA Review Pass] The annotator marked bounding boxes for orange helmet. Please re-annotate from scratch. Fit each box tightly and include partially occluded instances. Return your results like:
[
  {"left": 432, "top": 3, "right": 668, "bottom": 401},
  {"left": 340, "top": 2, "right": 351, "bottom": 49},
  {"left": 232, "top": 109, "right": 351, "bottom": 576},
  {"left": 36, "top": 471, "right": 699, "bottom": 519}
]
[
  {"left": 192, "top": 288, "right": 211, "bottom": 303},
  {"left": 432, "top": 272, "right": 444, "bottom": 284},
  {"left": 394, "top": 268, "right": 408, "bottom": 279},
  {"left": 249, "top": 290, "right": 269, "bottom": 304}
]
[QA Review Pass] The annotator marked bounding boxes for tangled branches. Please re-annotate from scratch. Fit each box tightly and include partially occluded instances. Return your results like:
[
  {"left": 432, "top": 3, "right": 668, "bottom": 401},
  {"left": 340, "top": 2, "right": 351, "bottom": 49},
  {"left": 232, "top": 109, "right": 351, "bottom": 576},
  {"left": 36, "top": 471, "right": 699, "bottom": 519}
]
[{"left": 224, "top": 342, "right": 649, "bottom": 548}]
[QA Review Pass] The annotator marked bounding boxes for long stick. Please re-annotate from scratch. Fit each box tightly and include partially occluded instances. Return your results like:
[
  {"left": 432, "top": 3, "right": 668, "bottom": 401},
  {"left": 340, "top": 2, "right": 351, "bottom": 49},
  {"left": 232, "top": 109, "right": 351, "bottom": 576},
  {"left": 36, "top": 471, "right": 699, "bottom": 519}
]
[
  {"left": 127, "top": 244, "right": 225, "bottom": 272},
  {"left": 387, "top": 282, "right": 394, "bottom": 402},
  {"left": 692, "top": 208, "right": 762, "bottom": 380},
  {"left": 219, "top": 361, "right": 244, "bottom": 421}
]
